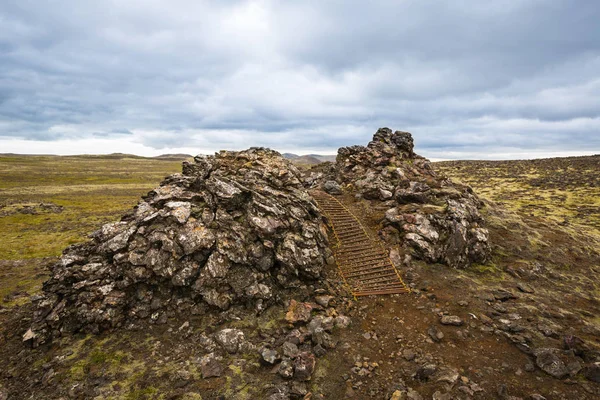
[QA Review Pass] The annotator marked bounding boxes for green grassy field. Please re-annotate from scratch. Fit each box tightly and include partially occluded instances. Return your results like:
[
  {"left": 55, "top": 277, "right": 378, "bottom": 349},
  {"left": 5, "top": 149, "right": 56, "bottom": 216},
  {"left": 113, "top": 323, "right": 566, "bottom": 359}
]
[{"left": 0, "top": 154, "right": 185, "bottom": 305}]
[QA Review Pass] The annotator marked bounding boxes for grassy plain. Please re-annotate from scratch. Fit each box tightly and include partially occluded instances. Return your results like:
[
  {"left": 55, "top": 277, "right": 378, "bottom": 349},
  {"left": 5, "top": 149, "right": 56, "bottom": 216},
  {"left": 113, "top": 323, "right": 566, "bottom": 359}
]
[
  {"left": 435, "top": 155, "right": 600, "bottom": 232},
  {"left": 0, "top": 154, "right": 185, "bottom": 305}
]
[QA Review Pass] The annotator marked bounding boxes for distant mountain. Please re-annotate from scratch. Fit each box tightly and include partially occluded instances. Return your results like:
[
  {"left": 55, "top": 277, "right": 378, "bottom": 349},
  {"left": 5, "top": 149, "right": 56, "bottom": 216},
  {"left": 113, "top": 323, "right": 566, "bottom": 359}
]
[
  {"left": 309, "top": 154, "right": 337, "bottom": 163},
  {"left": 293, "top": 155, "right": 323, "bottom": 165}
]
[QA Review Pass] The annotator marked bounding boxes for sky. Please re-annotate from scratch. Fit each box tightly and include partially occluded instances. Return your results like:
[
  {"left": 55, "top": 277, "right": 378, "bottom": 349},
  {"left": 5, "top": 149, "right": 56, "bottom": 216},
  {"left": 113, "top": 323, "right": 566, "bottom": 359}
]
[{"left": 1, "top": 0, "right": 599, "bottom": 160}]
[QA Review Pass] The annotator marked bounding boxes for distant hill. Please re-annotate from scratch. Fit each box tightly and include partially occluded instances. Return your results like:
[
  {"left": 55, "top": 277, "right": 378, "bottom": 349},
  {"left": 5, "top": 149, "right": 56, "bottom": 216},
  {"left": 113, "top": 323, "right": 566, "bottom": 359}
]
[
  {"left": 292, "top": 155, "right": 322, "bottom": 165},
  {"left": 283, "top": 153, "right": 336, "bottom": 164},
  {"left": 153, "top": 153, "right": 193, "bottom": 160},
  {"left": 0, "top": 153, "right": 192, "bottom": 161}
]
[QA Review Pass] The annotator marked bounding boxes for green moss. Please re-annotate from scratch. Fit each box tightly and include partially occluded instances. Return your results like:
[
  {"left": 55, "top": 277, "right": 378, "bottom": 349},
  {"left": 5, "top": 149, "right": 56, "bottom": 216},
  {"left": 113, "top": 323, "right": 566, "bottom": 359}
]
[
  {"left": 228, "top": 364, "right": 243, "bottom": 376},
  {"left": 124, "top": 387, "right": 159, "bottom": 400},
  {"left": 180, "top": 394, "right": 203, "bottom": 400}
]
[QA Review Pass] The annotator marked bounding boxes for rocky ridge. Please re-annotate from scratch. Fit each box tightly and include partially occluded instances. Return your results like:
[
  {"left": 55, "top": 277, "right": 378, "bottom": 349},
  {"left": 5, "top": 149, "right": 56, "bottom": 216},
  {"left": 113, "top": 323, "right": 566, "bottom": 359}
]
[
  {"left": 25, "top": 148, "right": 331, "bottom": 347},
  {"left": 311, "top": 128, "right": 491, "bottom": 269}
]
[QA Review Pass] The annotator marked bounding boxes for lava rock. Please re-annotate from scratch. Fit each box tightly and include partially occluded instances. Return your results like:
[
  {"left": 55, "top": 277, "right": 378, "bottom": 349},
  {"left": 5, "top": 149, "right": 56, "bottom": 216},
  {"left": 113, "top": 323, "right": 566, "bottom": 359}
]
[
  {"left": 516, "top": 282, "right": 535, "bottom": 294},
  {"left": 199, "top": 353, "right": 223, "bottom": 379},
  {"left": 285, "top": 300, "right": 313, "bottom": 324},
  {"left": 334, "top": 315, "right": 351, "bottom": 328},
  {"left": 322, "top": 180, "right": 342, "bottom": 195},
  {"left": 260, "top": 347, "right": 281, "bottom": 365},
  {"left": 494, "top": 289, "right": 518, "bottom": 302},
  {"left": 332, "top": 128, "right": 491, "bottom": 269},
  {"left": 315, "top": 295, "right": 333, "bottom": 307},
  {"left": 282, "top": 342, "right": 299, "bottom": 359},
  {"left": 293, "top": 352, "right": 316, "bottom": 381},
  {"left": 583, "top": 362, "right": 600, "bottom": 383},
  {"left": 278, "top": 358, "right": 294, "bottom": 379},
  {"left": 415, "top": 364, "right": 437, "bottom": 381},
  {"left": 27, "top": 148, "right": 330, "bottom": 346},
  {"left": 428, "top": 325, "right": 444, "bottom": 342},
  {"left": 534, "top": 348, "right": 569, "bottom": 379},
  {"left": 440, "top": 315, "right": 463, "bottom": 326},
  {"left": 215, "top": 329, "right": 245, "bottom": 354}
]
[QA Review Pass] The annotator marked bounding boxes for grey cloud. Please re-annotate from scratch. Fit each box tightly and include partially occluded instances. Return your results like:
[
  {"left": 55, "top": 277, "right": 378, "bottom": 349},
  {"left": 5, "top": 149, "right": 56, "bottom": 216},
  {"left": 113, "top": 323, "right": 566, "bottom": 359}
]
[{"left": 0, "top": 0, "right": 599, "bottom": 158}]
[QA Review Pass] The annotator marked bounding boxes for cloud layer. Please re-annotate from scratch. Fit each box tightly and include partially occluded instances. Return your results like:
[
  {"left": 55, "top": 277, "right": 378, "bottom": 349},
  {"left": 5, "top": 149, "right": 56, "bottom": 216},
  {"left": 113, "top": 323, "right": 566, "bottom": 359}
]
[{"left": 1, "top": 0, "right": 599, "bottom": 159}]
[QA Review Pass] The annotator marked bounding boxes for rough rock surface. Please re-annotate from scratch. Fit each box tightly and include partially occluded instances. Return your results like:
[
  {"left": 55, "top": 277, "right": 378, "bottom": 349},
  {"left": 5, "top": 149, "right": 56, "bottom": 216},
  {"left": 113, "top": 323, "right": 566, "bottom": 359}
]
[
  {"left": 26, "top": 148, "right": 330, "bottom": 346},
  {"left": 331, "top": 128, "right": 491, "bottom": 268}
]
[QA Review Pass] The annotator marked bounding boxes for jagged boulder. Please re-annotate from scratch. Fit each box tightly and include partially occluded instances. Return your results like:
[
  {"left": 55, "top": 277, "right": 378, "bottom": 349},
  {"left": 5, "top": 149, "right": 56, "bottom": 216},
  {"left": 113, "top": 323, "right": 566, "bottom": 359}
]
[
  {"left": 334, "top": 128, "right": 490, "bottom": 268},
  {"left": 26, "top": 148, "right": 330, "bottom": 346}
]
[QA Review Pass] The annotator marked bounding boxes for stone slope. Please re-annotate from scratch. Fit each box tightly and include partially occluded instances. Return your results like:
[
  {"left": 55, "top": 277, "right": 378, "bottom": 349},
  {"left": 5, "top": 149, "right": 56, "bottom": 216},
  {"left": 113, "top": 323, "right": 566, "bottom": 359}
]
[{"left": 26, "top": 148, "right": 330, "bottom": 346}]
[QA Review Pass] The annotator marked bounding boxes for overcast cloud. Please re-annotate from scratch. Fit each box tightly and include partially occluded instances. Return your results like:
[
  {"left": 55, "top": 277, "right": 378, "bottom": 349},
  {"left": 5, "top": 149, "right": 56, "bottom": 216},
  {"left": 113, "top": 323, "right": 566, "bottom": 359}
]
[{"left": 1, "top": 0, "right": 599, "bottom": 159}]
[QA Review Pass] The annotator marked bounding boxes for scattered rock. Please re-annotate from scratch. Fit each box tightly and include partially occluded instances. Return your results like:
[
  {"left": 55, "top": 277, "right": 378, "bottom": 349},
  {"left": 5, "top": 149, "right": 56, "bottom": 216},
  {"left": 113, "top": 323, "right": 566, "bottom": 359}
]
[
  {"left": 322, "top": 180, "right": 342, "bottom": 195},
  {"left": 436, "top": 367, "right": 459, "bottom": 385},
  {"left": 534, "top": 348, "right": 569, "bottom": 379},
  {"left": 516, "top": 282, "right": 535, "bottom": 294},
  {"left": 432, "top": 392, "right": 452, "bottom": 400},
  {"left": 293, "top": 352, "right": 316, "bottom": 381},
  {"left": 260, "top": 347, "right": 281, "bottom": 365},
  {"left": 334, "top": 315, "right": 351, "bottom": 328},
  {"left": 406, "top": 388, "right": 423, "bottom": 400},
  {"left": 403, "top": 349, "right": 416, "bottom": 361},
  {"left": 199, "top": 353, "right": 223, "bottom": 378},
  {"left": 530, "top": 395, "right": 547, "bottom": 400},
  {"left": 278, "top": 358, "right": 294, "bottom": 379},
  {"left": 289, "top": 381, "right": 308, "bottom": 397},
  {"left": 390, "top": 390, "right": 404, "bottom": 400},
  {"left": 525, "top": 362, "right": 535, "bottom": 372},
  {"left": 415, "top": 364, "right": 437, "bottom": 381},
  {"left": 312, "top": 327, "right": 336, "bottom": 349},
  {"left": 428, "top": 325, "right": 444, "bottom": 342},
  {"left": 315, "top": 295, "right": 333, "bottom": 307},
  {"left": 286, "top": 300, "right": 313, "bottom": 324},
  {"left": 215, "top": 329, "right": 245, "bottom": 354},
  {"left": 440, "top": 315, "right": 463, "bottom": 326},
  {"left": 282, "top": 342, "right": 300, "bottom": 359},
  {"left": 312, "top": 343, "right": 327, "bottom": 357},
  {"left": 583, "top": 362, "right": 600, "bottom": 383},
  {"left": 494, "top": 289, "right": 518, "bottom": 302}
]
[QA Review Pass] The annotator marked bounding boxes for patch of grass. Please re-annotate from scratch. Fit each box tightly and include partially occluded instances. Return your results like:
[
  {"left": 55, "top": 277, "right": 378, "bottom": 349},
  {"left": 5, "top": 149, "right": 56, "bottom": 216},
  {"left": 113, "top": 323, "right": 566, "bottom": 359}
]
[{"left": 470, "top": 263, "right": 502, "bottom": 275}]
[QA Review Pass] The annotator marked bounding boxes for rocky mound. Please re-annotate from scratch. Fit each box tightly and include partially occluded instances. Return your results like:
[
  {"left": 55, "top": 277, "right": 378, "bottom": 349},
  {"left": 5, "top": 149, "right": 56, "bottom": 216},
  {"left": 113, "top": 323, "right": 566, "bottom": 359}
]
[
  {"left": 321, "top": 128, "right": 491, "bottom": 268},
  {"left": 25, "top": 148, "right": 330, "bottom": 346}
]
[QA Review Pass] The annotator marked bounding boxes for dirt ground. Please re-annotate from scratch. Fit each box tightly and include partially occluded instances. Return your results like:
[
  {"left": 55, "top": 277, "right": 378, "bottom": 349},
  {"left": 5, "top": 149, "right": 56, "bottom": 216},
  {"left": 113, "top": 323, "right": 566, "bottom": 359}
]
[{"left": 1, "top": 155, "right": 599, "bottom": 399}]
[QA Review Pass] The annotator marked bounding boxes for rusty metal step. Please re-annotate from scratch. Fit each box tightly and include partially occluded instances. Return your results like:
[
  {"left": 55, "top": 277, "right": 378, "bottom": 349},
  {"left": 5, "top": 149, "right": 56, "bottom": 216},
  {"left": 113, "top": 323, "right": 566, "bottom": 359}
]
[
  {"left": 342, "top": 261, "right": 393, "bottom": 273},
  {"left": 345, "top": 268, "right": 397, "bottom": 279},
  {"left": 354, "top": 287, "right": 410, "bottom": 296},
  {"left": 310, "top": 190, "right": 409, "bottom": 297}
]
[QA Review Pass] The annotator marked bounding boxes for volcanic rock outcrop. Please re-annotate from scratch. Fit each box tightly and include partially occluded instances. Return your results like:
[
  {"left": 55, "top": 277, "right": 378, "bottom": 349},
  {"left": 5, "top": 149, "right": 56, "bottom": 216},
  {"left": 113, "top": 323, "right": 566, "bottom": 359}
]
[
  {"left": 324, "top": 128, "right": 490, "bottom": 268},
  {"left": 26, "top": 148, "right": 330, "bottom": 346}
]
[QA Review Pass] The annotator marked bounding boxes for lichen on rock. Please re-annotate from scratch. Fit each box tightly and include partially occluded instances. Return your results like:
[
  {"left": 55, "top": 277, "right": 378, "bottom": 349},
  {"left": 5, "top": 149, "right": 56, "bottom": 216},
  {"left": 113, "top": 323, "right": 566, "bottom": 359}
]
[{"left": 27, "top": 148, "right": 330, "bottom": 346}]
